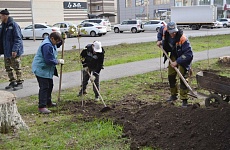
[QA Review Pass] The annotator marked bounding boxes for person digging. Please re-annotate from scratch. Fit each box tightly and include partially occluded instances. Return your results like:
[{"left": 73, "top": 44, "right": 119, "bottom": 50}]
[
  {"left": 156, "top": 21, "right": 194, "bottom": 107},
  {"left": 78, "top": 41, "right": 105, "bottom": 101}
]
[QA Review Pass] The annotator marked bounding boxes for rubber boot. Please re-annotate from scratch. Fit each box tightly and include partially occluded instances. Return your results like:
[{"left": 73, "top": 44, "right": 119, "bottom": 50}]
[
  {"left": 182, "top": 99, "right": 188, "bottom": 108},
  {"left": 166, "top": 95, "right": 178, "bottom": 102},
  {"left": 5, "top": 81, "right": 17, "bottom": 89}
]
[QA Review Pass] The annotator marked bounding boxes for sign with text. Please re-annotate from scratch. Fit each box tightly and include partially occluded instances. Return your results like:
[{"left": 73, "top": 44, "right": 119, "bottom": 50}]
[{"left": 63, "top": 2, "right": 87, "bottom": 9}]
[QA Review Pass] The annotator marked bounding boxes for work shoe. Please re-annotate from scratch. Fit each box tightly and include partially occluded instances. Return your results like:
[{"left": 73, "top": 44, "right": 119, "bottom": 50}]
[
  {"left": 13, "top": 83, "right": 23, "bottom": 91},
  {"left": 182, "top": 99, "right": 188, "bottom": 108},
  {"left": 38, "top": 108, "right": 51, "bottom": 114},
  {"left": 5, "top": 81, "right": 17, "bottom": 89},
  {"left": 166, "top": 95, "right": 178, "bottom": 102},
  {"left": 95, "top": 97, "right": 100, "bottom": 101},
  {"left": 47, "top": 103, "right": 57, "bottom": 108},
  {"left": 77, "top": 91, "right": 87, "bottom": 97}
]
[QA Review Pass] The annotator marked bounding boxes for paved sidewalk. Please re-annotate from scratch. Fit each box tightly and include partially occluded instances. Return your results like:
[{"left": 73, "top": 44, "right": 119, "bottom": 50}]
[{"left": 0, "top": 47, "right": 229, "bottom": 98}]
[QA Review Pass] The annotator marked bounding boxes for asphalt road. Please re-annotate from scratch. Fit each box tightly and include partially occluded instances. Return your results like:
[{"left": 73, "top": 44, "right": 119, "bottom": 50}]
[{"left": 22, "top": 28, "right": 230, "bottom": 55}]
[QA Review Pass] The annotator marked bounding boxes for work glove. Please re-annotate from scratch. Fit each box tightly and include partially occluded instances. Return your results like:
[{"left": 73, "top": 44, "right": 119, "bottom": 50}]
[
  {"left": 58, "top": 59, "right": 65, "bottom": 65},
  {"left": 90, "top": 75, "right": 96, "bottom": 82},
  {"left": 83, "top": 67, "right": 89, "bottom": 72}
]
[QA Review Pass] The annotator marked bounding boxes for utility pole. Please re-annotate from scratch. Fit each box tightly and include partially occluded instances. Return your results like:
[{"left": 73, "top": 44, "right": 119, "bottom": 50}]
[
  {"left": 102, "top": 0, "right": 104, "bottom": 14},
  {"left": 30, "top": 0, "right": 35, "bottom": 41},
  {"left": 90, "top": 0, "right": 92, "bottom": 14},
  {"left": 146, "top": 0, "right": 149, "bottom": 20}
]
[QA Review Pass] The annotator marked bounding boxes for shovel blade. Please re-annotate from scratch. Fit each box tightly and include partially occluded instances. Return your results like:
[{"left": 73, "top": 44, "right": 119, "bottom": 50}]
[{"left": 100, "top": 107, "right": 111, "bottom": 113}]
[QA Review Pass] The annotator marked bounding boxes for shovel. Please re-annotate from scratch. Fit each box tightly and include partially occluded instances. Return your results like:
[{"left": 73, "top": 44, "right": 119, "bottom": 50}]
[
  {"left": 58, "top": 32, "right": 66, "bottom": 102},
  {"left": 86, "top": 71, "right": 111, "bottom": 112},
  {"left": 160, "top": 46, "right": 198, "bottom": 98}
]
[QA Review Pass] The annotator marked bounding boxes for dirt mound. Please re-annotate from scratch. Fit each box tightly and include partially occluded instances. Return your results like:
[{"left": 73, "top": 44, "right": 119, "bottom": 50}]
[{"left": 62, "top": 98, "right": 230, "bottom": 150}]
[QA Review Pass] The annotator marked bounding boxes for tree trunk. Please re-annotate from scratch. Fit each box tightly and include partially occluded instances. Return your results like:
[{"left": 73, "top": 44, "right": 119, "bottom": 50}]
[
  {"left": 219, "top": 56, "right": 230, "bottom": 65},
  {"left": 0, "top": 90, "right": 28, "bottom": 133}
]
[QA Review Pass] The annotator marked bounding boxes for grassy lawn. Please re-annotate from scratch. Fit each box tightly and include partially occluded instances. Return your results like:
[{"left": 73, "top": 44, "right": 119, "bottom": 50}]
[
  {"left": 0, "top": 34, "right": 230, "bottom": 83},
  {"left": 0, "top": 58, "right": 229, "bottom": 150}
]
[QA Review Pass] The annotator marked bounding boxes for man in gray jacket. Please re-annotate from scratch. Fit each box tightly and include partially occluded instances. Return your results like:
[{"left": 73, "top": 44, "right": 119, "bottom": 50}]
[{"left": 0, "top": 9, "right": 24, "bottom": 90}]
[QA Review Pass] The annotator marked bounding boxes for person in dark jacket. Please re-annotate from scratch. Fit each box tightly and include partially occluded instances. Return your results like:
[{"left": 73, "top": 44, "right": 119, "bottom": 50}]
[
  {"left": 32, "top": 32, "right": 64, "bottom": 114},
  {"left": 78, "top": 41, "right": 105, "bottom": 101},
  {"left": 157, "top": 22, "right": 193, "bottom": 107},
  {"left": 0, "top": 9, "right": 24, "bottom": 90}
]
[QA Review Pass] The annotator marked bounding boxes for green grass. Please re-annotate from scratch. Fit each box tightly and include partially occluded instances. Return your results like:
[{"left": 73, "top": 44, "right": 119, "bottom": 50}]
[
  {"left": 0, "top": 34, "right": 229, "bottom": 83},
  {"left": 0, "top": 116, "right": 128, "bottom": 150},
  {"left": 1, "top": 58, "right": 228, "bottom": 150}
]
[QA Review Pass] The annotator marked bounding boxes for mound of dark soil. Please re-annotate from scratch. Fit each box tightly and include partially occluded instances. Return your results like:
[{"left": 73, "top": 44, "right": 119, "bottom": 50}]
[{"left": 62, "top": 98, "right": 230, "bottom": 150}]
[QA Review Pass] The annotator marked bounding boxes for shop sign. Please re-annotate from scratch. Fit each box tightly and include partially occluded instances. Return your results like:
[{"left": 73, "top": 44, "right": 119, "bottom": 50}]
[{"left": 63, "top": 2, "right": 87, "bottom": 9}]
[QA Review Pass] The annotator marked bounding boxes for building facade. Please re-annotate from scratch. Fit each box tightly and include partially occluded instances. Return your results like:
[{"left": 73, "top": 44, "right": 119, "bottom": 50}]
[
  {"left": 0, "top": 0, "right": 117, "bottom": 28},
  {"left": 118, "top": 0, "right": 230, "bottom": 23},
  {"left": 88, "top": 0, "right": 117, "bottom": 22},
  {"left": 1, "top": 0, "right": 229, "bottom": 27}
]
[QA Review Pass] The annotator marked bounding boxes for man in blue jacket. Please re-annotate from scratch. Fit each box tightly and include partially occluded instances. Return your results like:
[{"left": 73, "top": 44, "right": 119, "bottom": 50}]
[
  {"left": 32, "top": 32, "right": 64, "bottom": 114},
  {"left": 0, "top": 9, "right": 24, "bottom": 90},
  {"left": 157, "top": 22, "right": 193, "bottom": 107}
]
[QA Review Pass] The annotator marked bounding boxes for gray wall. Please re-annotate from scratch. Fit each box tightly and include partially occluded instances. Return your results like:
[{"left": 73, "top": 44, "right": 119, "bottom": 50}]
[{"left": 118, "top": 0, "right": 173, "bottom": 23}]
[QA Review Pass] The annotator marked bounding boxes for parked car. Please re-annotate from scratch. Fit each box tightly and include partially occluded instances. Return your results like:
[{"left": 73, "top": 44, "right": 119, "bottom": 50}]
[
  {"left": 53, "top": 22, "right": 77, "bottom": 38},
  {"left": 21, "top": 23, "right": 61, "bottom": 39},
  {"left": 213, "top": 21, "right": 224, "bottom": 28},
  {"left": 113, "top": 19, "right": 144, "bottom": 33},
  {"left": 202, "top": 21, "right": 223, "bottom": 29},
  {"left": 144, "top": 20, "right": 166, "bottom": 32},
  {"left": 217, "top": 18, "right": 230, "bottom": 28},
  {"left": 77, "top": 22, "right": 107, "bottom": 37},
  {"left": 81, "top": 19, "right": 111, "bottom": 32}
]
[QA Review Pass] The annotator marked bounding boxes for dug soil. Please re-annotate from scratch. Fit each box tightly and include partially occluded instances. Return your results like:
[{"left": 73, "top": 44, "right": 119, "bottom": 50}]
[{"left": 61, "top": 83, "right": 230, "bottom": 150}]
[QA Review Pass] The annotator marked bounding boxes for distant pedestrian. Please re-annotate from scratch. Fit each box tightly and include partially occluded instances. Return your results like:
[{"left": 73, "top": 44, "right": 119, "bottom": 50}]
[
  {"left": 157, "top": 21, "right": 193, "bottom": 107},
  {"left": 32, "top": 32, "right": 64, "bottom": 114},
  {"left": 0, "top": 9, "right": 24, "bottom": 90},
  {"left": 78, "top": 41, "right": 105, "bottom": 101}
]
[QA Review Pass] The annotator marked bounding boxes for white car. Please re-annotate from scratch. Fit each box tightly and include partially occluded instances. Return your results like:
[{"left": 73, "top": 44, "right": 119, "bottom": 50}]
[
  {"left": 81, "top": 19, "right": 112, "bottom": 32},
  {"left": 213, "top": 21, "right": 224, "bottom": 28},
  {"left": 144, "top": 20, "right": 166, "bottom": 32},
  {"left": 217, "top": 18, "right": 230, "bottom": 28},
  {"left": 22, "top": 23, "right": 61, "bottom": 39},
  {"left": 202, "top": 21, "right": 223, "bottom": 29},
  {"left": 113, "top": 19, "right": 144, "bottom": 33},
  {"left": 77, "top": 22, "right": 107, "bottom": 37},
  {"left": 53, "top": 22, "right": 77, "bottom": 38}
]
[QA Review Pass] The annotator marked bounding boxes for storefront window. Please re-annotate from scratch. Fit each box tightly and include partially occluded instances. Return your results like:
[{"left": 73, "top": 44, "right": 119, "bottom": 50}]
[
  {"left": 214, "top": 0, "right": 223, "bottom": 6},
  {"left": 154, "top": 0, "right": 170, "bottom": 5},
  {"left": 136, "top": 0, "right": 148, "bottom": 6},
  {"left": 199, "top": 0, "right": 210, "bottom": 5},
  {"left": 126, "top": 0, "right": 132, "bottom": 7}
]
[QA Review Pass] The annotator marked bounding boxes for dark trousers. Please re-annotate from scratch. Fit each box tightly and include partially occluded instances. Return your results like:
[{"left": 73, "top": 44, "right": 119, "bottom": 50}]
[
  {"left": 80, "top": 70, "right": 100, "bottom": 98},
  {"left": 36, "top": 76, "right": 53, "bottom": 108}
]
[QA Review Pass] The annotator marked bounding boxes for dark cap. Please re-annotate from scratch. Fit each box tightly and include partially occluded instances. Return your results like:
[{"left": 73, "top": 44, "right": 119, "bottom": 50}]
[
  {"left": 167, "top": 21, "right": 178, "bottom": 34},
  {"left": 0, "top": 9, "right": 10, "bottom": 15}
]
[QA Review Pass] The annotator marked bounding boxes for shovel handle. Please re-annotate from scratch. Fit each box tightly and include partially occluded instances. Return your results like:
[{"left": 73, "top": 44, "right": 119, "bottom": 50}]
[
  {"left": 86, "top": 71, "right": 107, "bottom": 107},
  {"left": 160, "top": 46, "right": 198, "bottom": 98},
  {"left": 58, "top": 36, "right": 65, "bottom": 102}
]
